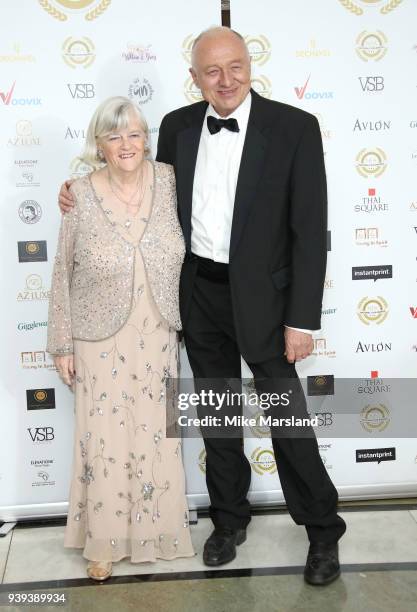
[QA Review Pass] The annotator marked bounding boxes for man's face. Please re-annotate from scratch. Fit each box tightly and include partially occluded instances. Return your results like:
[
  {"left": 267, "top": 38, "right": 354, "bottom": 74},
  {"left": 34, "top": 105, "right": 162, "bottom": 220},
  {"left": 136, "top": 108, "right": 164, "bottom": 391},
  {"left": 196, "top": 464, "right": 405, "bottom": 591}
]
[{"left": 190, "top": 32, "right": 251, "bottom": 117}]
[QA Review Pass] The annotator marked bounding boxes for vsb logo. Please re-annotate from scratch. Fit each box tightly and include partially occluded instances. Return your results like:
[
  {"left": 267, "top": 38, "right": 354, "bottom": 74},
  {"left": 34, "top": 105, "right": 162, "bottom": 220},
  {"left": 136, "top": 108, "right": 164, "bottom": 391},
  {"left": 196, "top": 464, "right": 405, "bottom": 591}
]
[
  {"left": 28, "top": 427, "right": 55, "bottom": 442},
  {"left": 359, "top": 76, "right": 384, "bottom": 92},
  {"left": 67, "top": 83, "right": 95, "bottom": 98}
]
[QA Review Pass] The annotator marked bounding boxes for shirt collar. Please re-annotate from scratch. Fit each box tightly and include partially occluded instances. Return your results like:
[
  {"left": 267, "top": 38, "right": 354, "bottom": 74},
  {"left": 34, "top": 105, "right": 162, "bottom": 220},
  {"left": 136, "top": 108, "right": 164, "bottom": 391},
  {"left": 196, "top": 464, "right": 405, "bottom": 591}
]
[{"left": 205, "top": 91, "right": 251, "bottom": 129}]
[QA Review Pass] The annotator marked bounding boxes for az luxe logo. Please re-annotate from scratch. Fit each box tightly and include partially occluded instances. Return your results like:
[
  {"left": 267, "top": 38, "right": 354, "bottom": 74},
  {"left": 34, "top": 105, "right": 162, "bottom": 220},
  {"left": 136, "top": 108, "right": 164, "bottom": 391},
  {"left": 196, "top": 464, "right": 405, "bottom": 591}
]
[
  {"left": 0, "top": 81, "right": 16, "bottom": 105},
  {"left": 410, "top": 307, "right": 417, "bottom": 319}
]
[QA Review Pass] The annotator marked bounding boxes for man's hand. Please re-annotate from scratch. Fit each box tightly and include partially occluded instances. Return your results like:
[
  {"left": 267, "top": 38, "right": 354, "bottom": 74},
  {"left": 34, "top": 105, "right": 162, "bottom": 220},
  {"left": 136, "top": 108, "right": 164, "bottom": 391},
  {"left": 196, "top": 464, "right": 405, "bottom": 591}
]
[
  {"left": 53, "top": 354, "right": 75, "bottom": 386},
  {"left": 59, "top": 180, "right": 75, "bottom": 213},
  {"left": 284, "top": 328, "right": 313, "bottom": 363}
]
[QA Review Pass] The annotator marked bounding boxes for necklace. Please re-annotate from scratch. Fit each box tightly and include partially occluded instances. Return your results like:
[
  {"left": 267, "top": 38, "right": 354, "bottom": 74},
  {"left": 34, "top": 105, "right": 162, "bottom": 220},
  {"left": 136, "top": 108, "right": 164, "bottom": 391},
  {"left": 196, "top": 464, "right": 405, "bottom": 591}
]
[{"left": 106, "top": 162, "right": 149, "bottom": 231}]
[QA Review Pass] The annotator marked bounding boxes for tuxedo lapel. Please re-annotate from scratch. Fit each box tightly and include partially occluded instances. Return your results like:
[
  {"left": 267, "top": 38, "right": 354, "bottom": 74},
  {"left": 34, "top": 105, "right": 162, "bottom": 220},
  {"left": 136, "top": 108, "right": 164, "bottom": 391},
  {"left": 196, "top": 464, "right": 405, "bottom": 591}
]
[{"left": 229, "top": 91, "right": 268, "bottom": 260}]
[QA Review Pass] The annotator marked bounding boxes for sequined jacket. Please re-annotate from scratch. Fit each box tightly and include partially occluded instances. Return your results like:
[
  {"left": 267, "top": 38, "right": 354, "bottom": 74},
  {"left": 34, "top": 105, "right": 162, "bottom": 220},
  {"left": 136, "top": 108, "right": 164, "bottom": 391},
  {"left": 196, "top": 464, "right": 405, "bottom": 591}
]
[{"left": 46, "top": 162, "right": 185, "bottom": 355}]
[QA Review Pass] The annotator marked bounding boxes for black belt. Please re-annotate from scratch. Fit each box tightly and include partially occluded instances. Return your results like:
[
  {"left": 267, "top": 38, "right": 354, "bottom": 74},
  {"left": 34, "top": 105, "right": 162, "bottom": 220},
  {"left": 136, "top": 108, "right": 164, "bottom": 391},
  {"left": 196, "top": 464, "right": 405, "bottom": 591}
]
[{"left": 193, "top": 254, "right": 229, "bottom": 283}]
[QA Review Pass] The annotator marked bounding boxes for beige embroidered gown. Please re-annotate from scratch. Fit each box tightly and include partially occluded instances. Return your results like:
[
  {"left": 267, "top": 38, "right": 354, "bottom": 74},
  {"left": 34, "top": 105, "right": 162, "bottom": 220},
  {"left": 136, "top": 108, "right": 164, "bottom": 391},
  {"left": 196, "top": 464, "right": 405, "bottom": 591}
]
[{"left": 63, "top": 162, "right": 195, "bottom": 562}]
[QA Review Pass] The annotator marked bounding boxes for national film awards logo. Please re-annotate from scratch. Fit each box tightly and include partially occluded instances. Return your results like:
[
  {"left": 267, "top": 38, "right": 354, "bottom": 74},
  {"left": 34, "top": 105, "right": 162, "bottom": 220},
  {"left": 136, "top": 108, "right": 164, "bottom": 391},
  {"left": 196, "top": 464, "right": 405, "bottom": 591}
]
[
  {"left": 356, "top": 148, "right": 387, "bottom": 178},
  {"left": 182, "top": 35, "right": 196, "bottom": 64},
  {"left": 338, "top": 0, "right": 403, "bottom": 16},
  {"left": 250, "top": 76, "right": 272, "bottom": 99},
  {"left": 360, "top": 403, "right": 390, "bottom": 433},
  {"left": 184, "top": 77, "right": 204, "bottom": 103},
  {"left": 357, "top": 296, "right": 389, "bottom": 325},
  {"left": 18, "top": 200, "right": 42, "bottom": 224},
  {"left": 250, "top": 447, "right": 277, "bottom": 475},
  {"left": 62, "top": 37, "right": 95, "bottom": 69},
  {"left": 38, "top": 0, "right": 111, "bottom": 22},
  {"left": 356, "top": 31, "right": 388, "bottom": 62},
  {"left": 198, "top": 448, "right": 206, "bottom": 474},
  {"left": 244, "top": 35, "right": 271, "bottom": 66}
]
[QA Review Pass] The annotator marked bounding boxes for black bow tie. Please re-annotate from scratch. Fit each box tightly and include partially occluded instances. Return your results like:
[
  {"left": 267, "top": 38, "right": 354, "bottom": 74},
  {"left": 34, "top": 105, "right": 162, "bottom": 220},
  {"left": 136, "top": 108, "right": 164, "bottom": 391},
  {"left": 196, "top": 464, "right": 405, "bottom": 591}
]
[{"left": 207, "top": 116, "right": 240, "bottom": 135}]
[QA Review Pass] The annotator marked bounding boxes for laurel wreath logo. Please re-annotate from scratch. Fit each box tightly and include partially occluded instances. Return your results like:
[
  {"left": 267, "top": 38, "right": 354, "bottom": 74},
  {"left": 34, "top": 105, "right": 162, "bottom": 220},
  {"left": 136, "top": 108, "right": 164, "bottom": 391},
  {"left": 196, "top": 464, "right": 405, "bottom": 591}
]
[
  {"left": 38, "top": 0, "right": 67, "bottom": 21},
  {"left": 85, "top": 0, "right": 111, "bottom": 20},
  {"left": 38, "top": 0, "right": 111, "bottom": 21},
  {"left": 338, "top": 0, "right": 403, "bottom": 15}
]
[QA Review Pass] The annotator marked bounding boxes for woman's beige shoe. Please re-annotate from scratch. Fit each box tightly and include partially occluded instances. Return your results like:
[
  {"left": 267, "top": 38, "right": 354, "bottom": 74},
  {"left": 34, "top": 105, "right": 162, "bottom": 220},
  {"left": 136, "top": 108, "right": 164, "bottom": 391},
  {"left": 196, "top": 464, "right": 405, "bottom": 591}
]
[{"left": 86, "top": 561, "right": 112, "bottom": 581}]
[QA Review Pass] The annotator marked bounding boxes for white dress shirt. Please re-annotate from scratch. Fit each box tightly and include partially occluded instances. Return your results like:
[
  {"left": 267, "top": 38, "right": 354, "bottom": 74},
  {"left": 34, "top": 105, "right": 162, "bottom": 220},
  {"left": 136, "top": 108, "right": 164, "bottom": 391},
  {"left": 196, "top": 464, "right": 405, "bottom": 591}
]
[{"left": 191, "top": 93, "right": 314, "bottom": 334}]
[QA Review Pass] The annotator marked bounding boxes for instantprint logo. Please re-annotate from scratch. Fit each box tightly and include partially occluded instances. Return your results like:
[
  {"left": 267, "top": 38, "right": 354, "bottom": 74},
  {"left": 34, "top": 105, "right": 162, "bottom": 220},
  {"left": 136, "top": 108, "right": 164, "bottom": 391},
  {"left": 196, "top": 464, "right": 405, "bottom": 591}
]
[
  {"left": 18, "top": 240, "right": 47, "bottom": 263},
  {"left": 338, "top": 0, "right": 403, "bottom": 17},
  {"left": 182, "top": 35, "right": 196, "bottom": 64},
  {"left": 360, "top": 403, "right": 390, "bottom": 433},
  {"left": 245, "top": 35, "right": 271, "bottom": 66},
  {"left": 356, "top": 447, "right": 395, "bottom": 463},
  {"left": 67, "top": 83, "right": 95, "bottom": 98},
  {"left": 128, "top": 77, "right": 154, "bottom": 105},
  {"left": 358, "top": 76, "right": 384, "bottom": 92},
  {"left": 0, "top": 82, "right": 42, "bottom": 106},
  {"left": 62, "top": 37, "right": 95, "bottom": 69},
  {"left": 27, "top": 427, "right": 55, "bottom": 443},
  {"left": 352, "top": 265, "right": 393, "bottom": 281},
  {"left": 18, "top": 200, "right": 42, "bottom": 224},
  {"left": 39, "top": 0, "right": 111, "bottom": 22},
  {"left": 356, "top": 31, "right": 388, "bottom": 62},
  {"left": 0, "top": 43, "right": 36, "bottom": 63},
  {"left": 198, "top": 448, "right": 206, "bottom": 474},
  {"left": 8, "top": 121, "right": 41, "bottom": 147},
  {"left": 295, "top": 39, "right": 331, "bottom": 58},
  {"left": 312, "top": 113, "right": 332, "bottom": 139},
  {"left": 357, "top": 296, "right": 389, "bottom": 325},
  {"left": 355, "top": 187, "right": 388, "bottom": 213},
  {"left": 183, "top": 76, "right": 204, "bottom": 103},
  {"left": 17, "top": 274, "right": 50, "bottom": 301},
  {"left": 17, "top": 320, "right": 48, "bottom": 332},
  {"left": 70, "top": 157, "right": 94, "bottom": 178},
  {"left": 307, "top": 375, "right": 335, "bottom": 396},
  {"left": 312, "top": 338, "right": 336, "bottom": 358},
  {"left": 250, "top": 447, "right": 277, "bottom": 475},
  {"left": 26, "top": 388, "right": 56, "bottom": 410},
  {"left": 353, "top": 119, "right": 390, "bottom": 132},
  {"left": 250, "top": 75, "right": 272, "bottom": 99},
  {"left": 355, "top": 227, "right": 387, "bottom": 247},
  {"left": 294, "top": 75, "right": 333, "bottom": 100},
  {"left": 122, "top": 43, "right": 156, "bottom": 63},
  {"left": 356, "top": 149, "right": 387, "bottom": 178},
  {"left": 21, "top": 351, "right": 56, "bottom": 371}
]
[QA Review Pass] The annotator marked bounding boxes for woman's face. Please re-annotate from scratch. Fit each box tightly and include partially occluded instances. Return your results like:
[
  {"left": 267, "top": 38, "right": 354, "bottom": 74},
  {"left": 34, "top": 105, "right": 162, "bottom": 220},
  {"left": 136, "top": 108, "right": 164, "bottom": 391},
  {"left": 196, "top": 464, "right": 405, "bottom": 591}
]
[{"left": 98, "top": 109, "right": 146, "bottom": 173}]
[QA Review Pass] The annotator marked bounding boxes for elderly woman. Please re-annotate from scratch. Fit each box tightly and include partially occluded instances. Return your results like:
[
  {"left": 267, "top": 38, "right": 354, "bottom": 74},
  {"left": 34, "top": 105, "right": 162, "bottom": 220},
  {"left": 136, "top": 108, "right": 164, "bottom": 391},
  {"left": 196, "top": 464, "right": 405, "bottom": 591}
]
[{"left": 47, "top": 96, "right": 194, "bottom": 581}]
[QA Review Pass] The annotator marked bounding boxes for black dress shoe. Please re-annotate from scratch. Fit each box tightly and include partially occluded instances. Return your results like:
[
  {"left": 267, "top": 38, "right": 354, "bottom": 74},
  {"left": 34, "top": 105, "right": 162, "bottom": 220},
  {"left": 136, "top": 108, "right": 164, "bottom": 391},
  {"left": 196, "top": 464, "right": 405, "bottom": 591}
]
[
  {"left": 203, "top": 526, "right": 247, "bottom": 567},
  {"left": 304, "top": 542, "right": 340, "bottom": 586}
]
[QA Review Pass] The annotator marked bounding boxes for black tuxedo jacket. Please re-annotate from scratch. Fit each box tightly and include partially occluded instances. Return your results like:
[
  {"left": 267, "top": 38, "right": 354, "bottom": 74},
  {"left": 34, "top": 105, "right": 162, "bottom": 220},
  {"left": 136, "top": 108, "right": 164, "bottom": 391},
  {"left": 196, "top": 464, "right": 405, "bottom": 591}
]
[{"left": 156, "top": 89, "right": 327, "bottom": 363}]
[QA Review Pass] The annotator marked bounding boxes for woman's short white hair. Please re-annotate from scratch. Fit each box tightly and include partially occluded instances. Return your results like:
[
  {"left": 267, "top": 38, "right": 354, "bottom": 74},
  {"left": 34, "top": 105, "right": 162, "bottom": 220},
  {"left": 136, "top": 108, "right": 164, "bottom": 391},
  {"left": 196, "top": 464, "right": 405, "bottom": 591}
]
[{"left": 80, "top": 96, "right": 150, "bottom": 169}]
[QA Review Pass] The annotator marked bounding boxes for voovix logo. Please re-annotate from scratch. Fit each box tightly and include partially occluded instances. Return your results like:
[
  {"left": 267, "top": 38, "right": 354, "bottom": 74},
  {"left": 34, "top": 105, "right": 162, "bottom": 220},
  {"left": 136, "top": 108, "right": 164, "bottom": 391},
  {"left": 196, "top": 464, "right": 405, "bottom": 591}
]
[
  {"left": 1, "top": 82, "right": 42, "bottom": 106},
  {"left": 294, "top": 75, "right": 334, "bottom": 100}
]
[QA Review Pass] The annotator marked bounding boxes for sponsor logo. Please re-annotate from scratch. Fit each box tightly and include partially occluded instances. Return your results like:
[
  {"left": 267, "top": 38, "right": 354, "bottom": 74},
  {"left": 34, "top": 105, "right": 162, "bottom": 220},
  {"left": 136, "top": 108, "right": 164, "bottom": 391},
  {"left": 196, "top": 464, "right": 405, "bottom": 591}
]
[
  {"left": 250, "top": 75, "right": 272, "bottom": 99},
  {"left": 67, "top": 83, "right": 95, "bottom": 98},
  {"left": 355, "top": 227, "right": 388, "bottom": 247},
  {"left": 338, "top": 0, "right": 403, "bottom": 17},
  {"left": 26, "top": 388, "right": 56, "bottom": 410},
  {"left": 0, "top": 43, "right": 35, "bottom": 63},
  {"left": 39, "top": 0, "right": 111, "bottom": 21},
  {"left": 327, "top": 230, "right": 331, "bottom": 251},
  {"left": 410, "top": 120, "right": 417, "bottom": 128},
  {"left": 17, "top": 320, "right": 47, "bottom": 332},
  {"left": 15, "top": 159, "right": 38, "bottom": 169},
  {"left": 319, "top": 443, "right": 333, "bottom": 470},
  {"left": 31, "top": 458, "right": 54, "bottom": 467},
  {"left": 27, "top": 427, "right": 55, "bottom": 443},
  {"left": 249, "top": 409, "right": 272, "bottom": 439},
  {"left": 17, "top": 275, "right": 50, "bottom": 301},
  {"left": 182, "top": 35, "right": 196, "bottom": 64},
  {"left": 18, "top": 241, "right": 47, "bottom": 263},
  {"left": 65, "top": 127, "right": 86, "bottom": 139},
  {"left": 312, "top": 413, "right": 334, "bottom": 427},
  {"left": 8, "top": 121, "right": 40, "bottom": 147},
  {"left": 250, "top": 447, "right": 277, "bottom": 475},
  {"left": 359, "top": 75, "right": 384, "bottom": 92},
  {"left": 294, "top": 75, "right": 333, "bottom": 100},
  {"left": 355, "top": 187, "right": 388, "bottom": 213},
  {"left": 0, "top": 81, "right": 41, "bottom": 106},
  {"left": 21, "top": 351, "right": 56, "bottom": 371},
  {"left": 312, "top": 113, "right": 332, "bottom": 139},
  {"left": 356, "top": 447, "right": 395, "bottom": 463},
  {"left": 356, "top": 148, "right": 387, "bottom": 178},
  {"left": 324, "top": 278, "right": 334, "bottom": 289},
  {"left": 62, "top": 37, "right": 95, "bottom": 69},
  {"left": 410, "top": 307, "right": 417, "bottom": 319},
  {"left": 16, "top": 172, "right": 40, "bottom": 188},
  {"left": 356, "top": 341, "right": 392, "bottom": 353},
  {"left": 352, "top": 265, "right": 392, "bottom": 281},
  {"left": 245, "top": 35, "right": 271, "bottom": 65},
  {"left": 183, "top": 76, "right": 204, "bottom": 103},
  {"left": 307, "top": 375, "right": 335, "bottom": 396},
  {"left": 356, "top": 31, "right": 388, "bottom": 62},
  {"left": 70, "top": 157, "right": 94, "bottom": 178},
  {"left": 357, "top": 377, "right": 391, "bottom": 393},
  {"left": 322, "top": 307, "right": 337, "bottom": 315},
  {"left": 312, "top": 338, "right": 336, "bottom": 358},
  {"left": 198, "top": 448, "right": 206, "bottom": 473},
  {"left": 353, "top": 119, "right": 390, "bottom": 132},
  {"left": 295, "top": 39, "right": 331, "bottom": 58},
  {"left": 128, "top": 77, "right": 153, "bottom": 105},
  {"left": 413, "top": 345, "right": 417, "bottom": 352},
  {"left": 18, "top": 200, "right": 42, "bottom": 224},
  {"left": 122, "top": 43, "right": 156, "bottom": 63},
  {"left": 357, "top": 296, "right": 388, "bottom": 325},
  {"left": 32, "top": 469, "right": 56, "bottom": 487},
  {"left": 360, "top": 403, "right": 390, "bottom": 433}
]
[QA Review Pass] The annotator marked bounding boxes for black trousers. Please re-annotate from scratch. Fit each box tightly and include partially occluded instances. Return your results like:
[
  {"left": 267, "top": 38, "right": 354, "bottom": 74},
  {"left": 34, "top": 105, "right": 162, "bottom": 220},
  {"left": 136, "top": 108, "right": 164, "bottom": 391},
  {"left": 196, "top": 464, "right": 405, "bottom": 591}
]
[{"left": 182, "top": 257, "right": 346, "bottom": 544}]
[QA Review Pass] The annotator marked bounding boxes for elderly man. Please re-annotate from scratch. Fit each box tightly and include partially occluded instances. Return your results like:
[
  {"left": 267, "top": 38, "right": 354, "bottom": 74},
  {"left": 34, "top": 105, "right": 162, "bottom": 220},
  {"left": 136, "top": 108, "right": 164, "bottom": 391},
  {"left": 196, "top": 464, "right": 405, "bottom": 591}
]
[{"left": 59, "top": 26, "right": 346, "bottom": 585}]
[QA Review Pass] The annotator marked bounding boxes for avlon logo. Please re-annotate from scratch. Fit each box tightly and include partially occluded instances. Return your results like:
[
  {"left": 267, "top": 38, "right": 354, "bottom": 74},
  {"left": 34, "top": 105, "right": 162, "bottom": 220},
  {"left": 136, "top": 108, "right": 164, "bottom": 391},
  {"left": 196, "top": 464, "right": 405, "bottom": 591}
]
[{"left": 338, "top": 0, "right": 403, "bottom": 17}]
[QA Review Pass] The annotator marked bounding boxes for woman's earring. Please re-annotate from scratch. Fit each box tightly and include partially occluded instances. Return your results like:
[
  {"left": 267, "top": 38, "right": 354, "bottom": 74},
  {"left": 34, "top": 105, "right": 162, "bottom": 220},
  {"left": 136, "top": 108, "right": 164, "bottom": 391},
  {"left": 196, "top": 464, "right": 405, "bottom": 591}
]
[{"left": 97, "top": 148, "right": 104, "bottom": 161}]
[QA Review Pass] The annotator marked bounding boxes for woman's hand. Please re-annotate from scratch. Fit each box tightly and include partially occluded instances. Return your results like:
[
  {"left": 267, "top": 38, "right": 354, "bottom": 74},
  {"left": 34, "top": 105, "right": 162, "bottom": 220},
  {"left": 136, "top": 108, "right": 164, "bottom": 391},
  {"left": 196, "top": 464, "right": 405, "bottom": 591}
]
[
  {"left": 53, "top": 354, "right": 75, "bottom": 386},
  {"left": 59, "top": 180, "right": 75, "bottom": 213}
]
